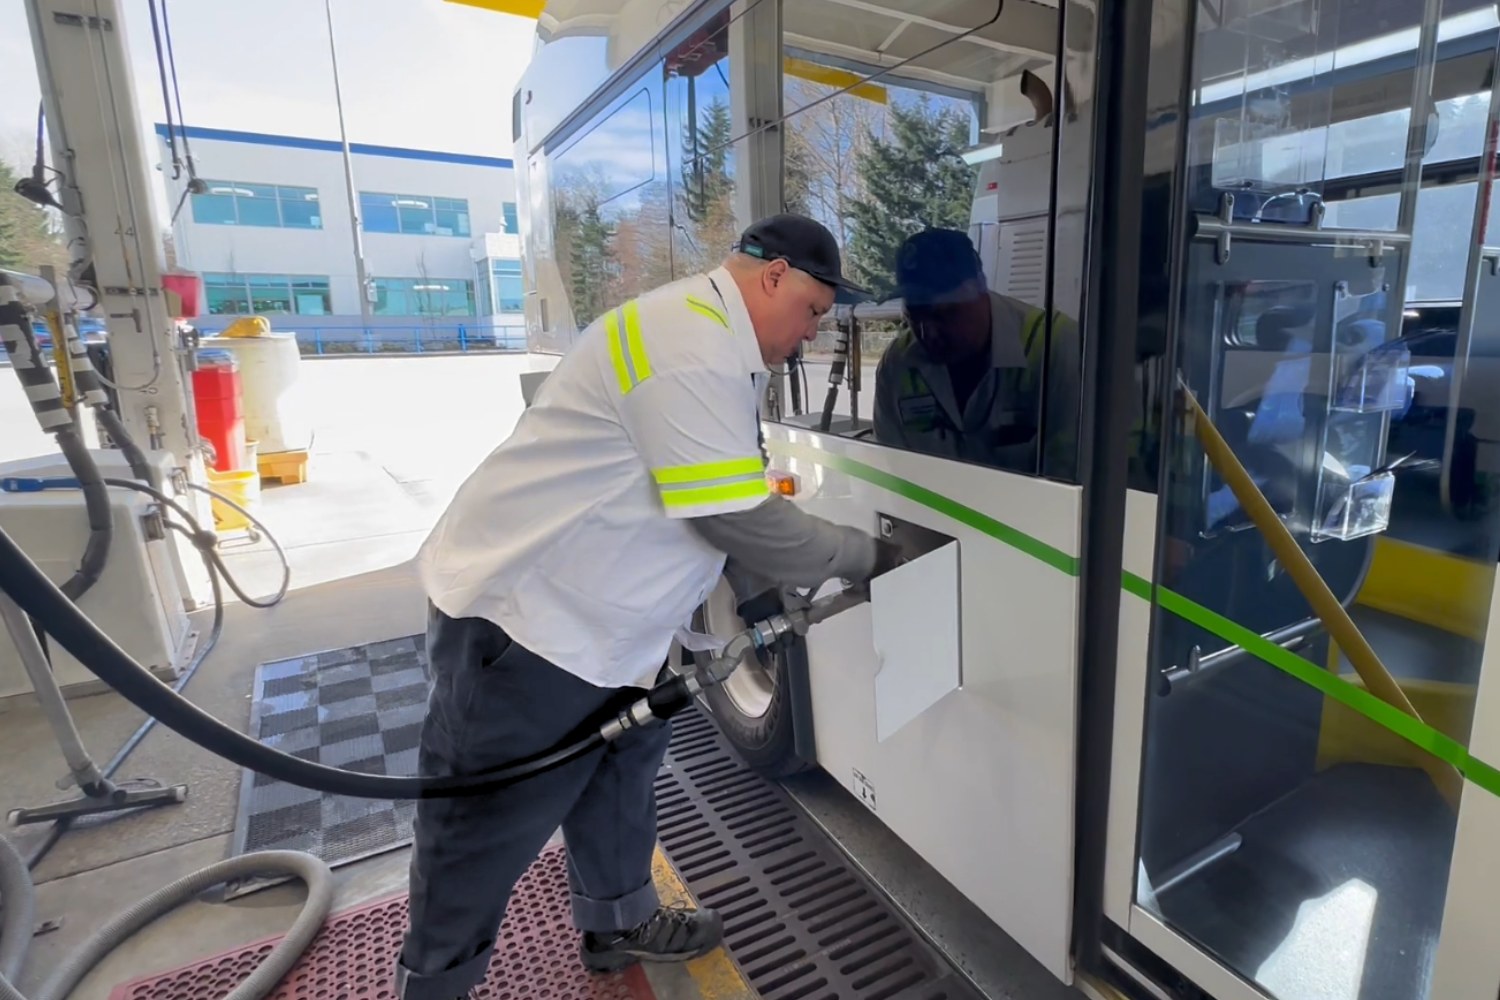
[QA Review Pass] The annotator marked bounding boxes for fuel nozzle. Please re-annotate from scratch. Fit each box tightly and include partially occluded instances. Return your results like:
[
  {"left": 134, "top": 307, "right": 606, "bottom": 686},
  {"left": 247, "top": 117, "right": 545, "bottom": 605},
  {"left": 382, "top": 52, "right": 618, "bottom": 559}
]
[{"left": 598, "top": 587, "right": 870, "bottom": 742}]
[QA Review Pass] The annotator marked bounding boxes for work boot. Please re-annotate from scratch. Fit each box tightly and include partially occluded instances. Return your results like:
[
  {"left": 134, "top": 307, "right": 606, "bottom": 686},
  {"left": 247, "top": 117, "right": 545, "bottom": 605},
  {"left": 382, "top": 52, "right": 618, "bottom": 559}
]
[{"left": 580, "top": 904, "right": 724, "bottom": 972}]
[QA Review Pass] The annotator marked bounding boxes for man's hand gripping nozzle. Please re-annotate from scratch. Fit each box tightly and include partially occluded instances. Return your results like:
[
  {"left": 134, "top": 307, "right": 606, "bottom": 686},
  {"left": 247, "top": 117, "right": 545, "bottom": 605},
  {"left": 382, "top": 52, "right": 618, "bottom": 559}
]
[{"left": 598, "top": 586, "right": 871, "bottom": 743}]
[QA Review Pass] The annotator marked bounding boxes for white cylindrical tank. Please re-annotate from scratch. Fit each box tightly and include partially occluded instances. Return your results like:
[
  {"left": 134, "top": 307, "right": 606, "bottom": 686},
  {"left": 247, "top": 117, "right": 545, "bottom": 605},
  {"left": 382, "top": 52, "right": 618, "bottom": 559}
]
[{"left": 201, "top": 332, "right": 313, "bottom": 454}]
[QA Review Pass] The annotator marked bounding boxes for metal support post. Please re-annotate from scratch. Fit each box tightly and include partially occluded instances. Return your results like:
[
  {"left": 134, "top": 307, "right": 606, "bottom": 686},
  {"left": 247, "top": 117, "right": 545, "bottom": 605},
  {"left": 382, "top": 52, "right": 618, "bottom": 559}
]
[{"left": 24, "top": 0, "right": 201, "bottom": 477}]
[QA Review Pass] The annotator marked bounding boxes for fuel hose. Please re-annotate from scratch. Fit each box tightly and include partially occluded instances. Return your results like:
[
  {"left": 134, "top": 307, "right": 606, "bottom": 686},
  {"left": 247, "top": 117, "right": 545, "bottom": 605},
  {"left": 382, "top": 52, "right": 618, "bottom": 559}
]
[{"left": 0, "top": 521, "right": 609, "bottom": 800}]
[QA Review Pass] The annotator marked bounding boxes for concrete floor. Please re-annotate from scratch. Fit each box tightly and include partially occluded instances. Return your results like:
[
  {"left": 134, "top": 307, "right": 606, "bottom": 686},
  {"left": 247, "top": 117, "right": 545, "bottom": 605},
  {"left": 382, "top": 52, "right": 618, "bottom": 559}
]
[{"left": 0, "top": 353, "right": 1081, "bottom": 1000}]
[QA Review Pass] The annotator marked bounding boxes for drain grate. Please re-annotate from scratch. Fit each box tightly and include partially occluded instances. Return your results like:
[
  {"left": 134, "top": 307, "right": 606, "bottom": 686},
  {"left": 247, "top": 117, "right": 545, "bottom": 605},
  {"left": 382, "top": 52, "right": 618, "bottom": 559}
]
[
  {"left": 659, "top": 709, "right": 983, "bottom": 1000},
  {"left": 107, "top": 845, "right": 655, "bottom": 1000}
]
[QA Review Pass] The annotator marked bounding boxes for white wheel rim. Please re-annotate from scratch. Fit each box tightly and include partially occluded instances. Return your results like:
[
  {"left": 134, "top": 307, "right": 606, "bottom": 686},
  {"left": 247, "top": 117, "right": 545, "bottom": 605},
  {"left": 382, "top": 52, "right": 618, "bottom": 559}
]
[{"left": 703, "top": 579, "right": 777, "bottom": 720}]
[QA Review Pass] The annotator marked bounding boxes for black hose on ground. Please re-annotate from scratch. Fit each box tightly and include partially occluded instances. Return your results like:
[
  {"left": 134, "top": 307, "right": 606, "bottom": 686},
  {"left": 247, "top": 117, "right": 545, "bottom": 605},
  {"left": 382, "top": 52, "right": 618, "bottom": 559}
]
[{"left": 0, "top": 520, "right": 609, "bottom": 800}]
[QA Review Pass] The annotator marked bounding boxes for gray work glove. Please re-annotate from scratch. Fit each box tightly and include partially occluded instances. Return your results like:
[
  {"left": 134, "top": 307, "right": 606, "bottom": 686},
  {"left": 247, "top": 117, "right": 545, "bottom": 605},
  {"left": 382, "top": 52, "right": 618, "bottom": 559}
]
[{"left": 839, "top": 536, "right": 904, "bottom": 591}]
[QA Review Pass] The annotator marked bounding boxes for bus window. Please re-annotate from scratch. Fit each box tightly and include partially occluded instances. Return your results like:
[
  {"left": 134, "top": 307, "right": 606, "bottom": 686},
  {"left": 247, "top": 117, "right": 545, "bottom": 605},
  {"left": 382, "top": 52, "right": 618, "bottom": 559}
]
[
  {"left": 662, "top": 6, "right": 752, "bottom": 277},
  {"left": 771, "top": 0, "right": 1081, "bottom": 481},
  {"left": 546, "top": 82, "right": 673, "bottom": 333}
]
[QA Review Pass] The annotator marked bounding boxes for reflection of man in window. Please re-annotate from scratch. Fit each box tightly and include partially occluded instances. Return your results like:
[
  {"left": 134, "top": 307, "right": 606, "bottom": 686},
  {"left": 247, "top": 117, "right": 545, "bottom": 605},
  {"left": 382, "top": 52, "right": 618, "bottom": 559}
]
[{"left": 872, "top": 228, "right": 1079, "bottom": 475}]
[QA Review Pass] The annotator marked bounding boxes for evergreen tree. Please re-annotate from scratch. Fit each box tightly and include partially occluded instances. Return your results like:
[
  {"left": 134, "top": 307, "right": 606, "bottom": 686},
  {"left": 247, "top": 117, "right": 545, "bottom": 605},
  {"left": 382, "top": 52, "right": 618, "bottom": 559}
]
[
  {"left": 0, "top": 159, "right": 68, "bottom": 275},
  {"left": 846, "top": 97, "right": 977, "bottom": 301},
  {"left": 567, "top": 199, "right": 615, "bottom": 327},
  {"left": 682, "top": 96, "right": 733, "bottom": 223}
]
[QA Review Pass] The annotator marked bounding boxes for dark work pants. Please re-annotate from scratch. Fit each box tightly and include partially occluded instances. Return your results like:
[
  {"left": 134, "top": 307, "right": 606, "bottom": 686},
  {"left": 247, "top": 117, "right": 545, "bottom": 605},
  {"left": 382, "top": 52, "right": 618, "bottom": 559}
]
[{"left": 395, "top": 603, "right": 671, "bottom": 1000}]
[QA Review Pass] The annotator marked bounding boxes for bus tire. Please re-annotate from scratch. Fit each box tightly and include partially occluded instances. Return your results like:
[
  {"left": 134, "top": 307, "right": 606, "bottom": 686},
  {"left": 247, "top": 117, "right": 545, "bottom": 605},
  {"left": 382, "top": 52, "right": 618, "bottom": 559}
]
[{"left": 690, "top": 584, "right": 811, "bottom": 778}]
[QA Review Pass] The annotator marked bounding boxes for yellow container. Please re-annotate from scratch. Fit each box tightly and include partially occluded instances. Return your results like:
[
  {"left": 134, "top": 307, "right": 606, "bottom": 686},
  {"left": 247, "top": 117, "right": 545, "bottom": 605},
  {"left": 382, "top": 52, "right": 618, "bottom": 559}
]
[{"left": 205, "top": 467, "right": 261, "bottom": 534}]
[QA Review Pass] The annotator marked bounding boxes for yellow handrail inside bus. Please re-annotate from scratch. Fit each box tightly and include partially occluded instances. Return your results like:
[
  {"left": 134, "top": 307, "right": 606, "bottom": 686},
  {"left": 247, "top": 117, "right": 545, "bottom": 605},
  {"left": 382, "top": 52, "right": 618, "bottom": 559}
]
[{"left": 1179, "top": 380, "right": 1463, "bottom": 811}]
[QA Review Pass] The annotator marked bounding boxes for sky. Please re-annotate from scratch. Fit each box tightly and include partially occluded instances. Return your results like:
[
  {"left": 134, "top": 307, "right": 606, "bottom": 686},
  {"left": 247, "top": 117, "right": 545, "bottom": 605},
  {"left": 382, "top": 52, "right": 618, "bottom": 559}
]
[{"left": 0, "top": 0, "right": 537, "bottom": 221}]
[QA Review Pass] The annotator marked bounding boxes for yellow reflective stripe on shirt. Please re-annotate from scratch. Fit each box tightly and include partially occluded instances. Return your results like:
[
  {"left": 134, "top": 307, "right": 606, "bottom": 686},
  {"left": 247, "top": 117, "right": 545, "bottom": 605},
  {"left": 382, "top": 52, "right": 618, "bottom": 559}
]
[
  {"left": 606, "top": 300, "right": 653, "bottom": 395},
  {"left": 652, "top": 456, "right": 764, "bottom": 485},
  {"left": 653, "top": 455, "right": 768, "bottom": 509},
  {"left": 659, "top": 478, "right": 769, "bottom": 509},
  {"left": 685, "top": 296, "right": 729, "bottom": 328},
  {"left": 605, "top": 309, "right": 632, "bottom": 395},
  {"left": 624, "top": 299, "right": 652, "bottom": 384}
]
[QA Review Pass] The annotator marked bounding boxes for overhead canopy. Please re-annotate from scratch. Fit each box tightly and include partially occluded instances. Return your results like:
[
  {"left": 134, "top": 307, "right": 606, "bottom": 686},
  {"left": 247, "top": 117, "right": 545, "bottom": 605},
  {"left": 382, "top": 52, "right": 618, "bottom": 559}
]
[{"left": 444, "top": 0, "right": 545, "bottom": 17}]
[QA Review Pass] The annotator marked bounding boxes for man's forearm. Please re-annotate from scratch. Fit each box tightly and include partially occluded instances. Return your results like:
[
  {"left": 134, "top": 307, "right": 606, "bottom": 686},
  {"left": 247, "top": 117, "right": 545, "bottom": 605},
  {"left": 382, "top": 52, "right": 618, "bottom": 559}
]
[{"left": 690, "top": 497, "right": 876, "bottom": 588}]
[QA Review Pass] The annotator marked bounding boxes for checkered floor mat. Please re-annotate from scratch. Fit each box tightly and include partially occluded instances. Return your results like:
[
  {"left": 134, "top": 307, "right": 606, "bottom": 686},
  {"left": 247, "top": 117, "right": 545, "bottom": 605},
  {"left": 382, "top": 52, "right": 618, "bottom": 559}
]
[{"left": 232, "top": 635, "right": 430, "bottom": 874}]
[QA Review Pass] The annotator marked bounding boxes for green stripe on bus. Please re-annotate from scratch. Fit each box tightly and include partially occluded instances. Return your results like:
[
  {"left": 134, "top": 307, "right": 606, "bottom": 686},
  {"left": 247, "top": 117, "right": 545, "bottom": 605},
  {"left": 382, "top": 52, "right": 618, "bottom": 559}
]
[
  {"left": 767, "top": 441, "right": 1078, "bottom": 575},
  {"left": 768, "top": 439, "right": 1500, "bottom": 798}
]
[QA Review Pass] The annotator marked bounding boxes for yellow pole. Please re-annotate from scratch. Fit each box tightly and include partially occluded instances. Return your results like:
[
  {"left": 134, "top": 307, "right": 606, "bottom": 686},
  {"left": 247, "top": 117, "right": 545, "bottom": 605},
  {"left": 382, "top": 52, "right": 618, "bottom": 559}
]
[{"left": 1180, "top": 382, "right": 1463, "bottom": 809}]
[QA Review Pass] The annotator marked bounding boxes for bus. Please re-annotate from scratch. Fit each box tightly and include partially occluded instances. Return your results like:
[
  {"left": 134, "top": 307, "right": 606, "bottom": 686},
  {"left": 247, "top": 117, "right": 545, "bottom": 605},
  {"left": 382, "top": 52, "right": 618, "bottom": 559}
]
[{"left": 509, "top": 0, "right": 1500, "bottom": 998}]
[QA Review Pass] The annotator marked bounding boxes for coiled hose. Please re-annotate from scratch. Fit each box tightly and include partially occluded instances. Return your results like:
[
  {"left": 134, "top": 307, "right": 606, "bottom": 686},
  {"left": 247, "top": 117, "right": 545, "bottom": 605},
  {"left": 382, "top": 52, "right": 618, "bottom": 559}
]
[{"left": 0, "top": 834, "right": 332, "bottom": 1000}]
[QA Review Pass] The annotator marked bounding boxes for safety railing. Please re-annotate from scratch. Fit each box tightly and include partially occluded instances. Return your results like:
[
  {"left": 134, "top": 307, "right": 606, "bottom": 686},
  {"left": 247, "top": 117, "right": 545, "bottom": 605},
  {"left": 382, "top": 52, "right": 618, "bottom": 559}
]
[{"left": 190, "top": 324, "right": 528, "bottom": 356}]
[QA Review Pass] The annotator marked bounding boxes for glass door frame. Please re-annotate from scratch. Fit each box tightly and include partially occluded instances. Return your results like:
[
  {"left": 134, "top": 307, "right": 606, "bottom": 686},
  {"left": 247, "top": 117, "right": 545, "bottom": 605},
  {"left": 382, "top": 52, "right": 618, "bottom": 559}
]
[{"left": 1076, "top": 0, "right": 1500, "bottom": 996}]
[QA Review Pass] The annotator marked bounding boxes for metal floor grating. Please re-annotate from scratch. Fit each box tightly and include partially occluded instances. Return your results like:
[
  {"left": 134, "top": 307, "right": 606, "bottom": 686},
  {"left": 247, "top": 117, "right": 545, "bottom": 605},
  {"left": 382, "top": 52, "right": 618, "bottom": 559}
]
[
  {"left": 107, "top": 845, "right": 655, "bottom": 1000},
  {"left": 658, "top": 709, "right": 984, "bottom": 1000}
]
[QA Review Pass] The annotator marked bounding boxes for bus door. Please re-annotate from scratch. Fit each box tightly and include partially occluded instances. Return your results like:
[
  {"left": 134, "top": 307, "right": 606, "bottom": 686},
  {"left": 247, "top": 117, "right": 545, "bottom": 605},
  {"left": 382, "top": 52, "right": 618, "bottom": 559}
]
[{"left": 1099, "top": 0, "right": 1500, "bottom": 998}]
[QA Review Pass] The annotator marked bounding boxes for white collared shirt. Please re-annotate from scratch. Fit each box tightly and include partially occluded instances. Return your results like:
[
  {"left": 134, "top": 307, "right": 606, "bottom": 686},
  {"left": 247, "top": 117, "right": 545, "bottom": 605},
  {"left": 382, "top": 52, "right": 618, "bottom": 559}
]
[{"left": 417, "top": 267, "right": 770, "bottom": 688}]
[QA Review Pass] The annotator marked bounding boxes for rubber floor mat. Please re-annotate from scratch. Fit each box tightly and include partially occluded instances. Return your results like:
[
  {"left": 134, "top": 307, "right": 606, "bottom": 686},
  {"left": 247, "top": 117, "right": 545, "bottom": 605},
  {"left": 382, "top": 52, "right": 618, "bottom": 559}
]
[
  {"left": 107, "top": 845, "right": 655, "bottom": 1000},
  {"left": 232, "top": 635, "right": 430, "bottom": 874}
]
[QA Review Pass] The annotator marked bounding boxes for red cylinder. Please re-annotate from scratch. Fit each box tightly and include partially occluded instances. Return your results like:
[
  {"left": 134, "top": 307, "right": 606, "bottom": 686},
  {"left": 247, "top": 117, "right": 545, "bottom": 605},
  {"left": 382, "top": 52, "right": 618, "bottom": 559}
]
[
  {"left": 163, "top": 273, "right": 203, "bottom": 319},
  {"left": 192, "top": 349, "right": 248, "bottom": 472}
]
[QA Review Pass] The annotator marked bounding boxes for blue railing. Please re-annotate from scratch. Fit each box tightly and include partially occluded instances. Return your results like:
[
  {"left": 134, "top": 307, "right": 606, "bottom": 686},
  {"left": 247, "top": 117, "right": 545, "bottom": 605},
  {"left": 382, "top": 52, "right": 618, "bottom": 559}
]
[{"left": 191, "top": 323, "right": 527, "bottom": 356}]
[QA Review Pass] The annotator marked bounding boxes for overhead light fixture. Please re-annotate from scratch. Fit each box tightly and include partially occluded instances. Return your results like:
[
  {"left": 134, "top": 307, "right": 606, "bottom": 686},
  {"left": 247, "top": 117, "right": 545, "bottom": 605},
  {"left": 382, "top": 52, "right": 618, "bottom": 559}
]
[{"left": 959, "top": 143, "right": 1005, "bottom": 166}]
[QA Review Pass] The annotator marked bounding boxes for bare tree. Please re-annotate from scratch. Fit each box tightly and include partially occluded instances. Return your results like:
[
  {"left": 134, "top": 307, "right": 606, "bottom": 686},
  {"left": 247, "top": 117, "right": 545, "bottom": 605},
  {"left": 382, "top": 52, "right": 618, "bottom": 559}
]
[{"left": 782, "top": 79, "right": 885, "bottom": 248}]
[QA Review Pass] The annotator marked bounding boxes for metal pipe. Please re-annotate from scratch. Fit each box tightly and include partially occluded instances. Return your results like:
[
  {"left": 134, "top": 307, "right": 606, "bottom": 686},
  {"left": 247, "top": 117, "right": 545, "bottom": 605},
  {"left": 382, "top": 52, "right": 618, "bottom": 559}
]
[
  {"left": 0, "top": 268, "right": 58, "bottom": 308},
  {"left": 1180, "top": 381, "right": 1463, "bottom": 809},
  {"left": 1191, "top": 218, "right": 1412, "bottom": 248},
  {"left": 1438, "top": 76, "right": 1500, "bottom": 512},
  {"left": 1396, "top": 0, "right": 1446, "bottom": 238},
  {"left": 0, "top": 593, "right": 106, "bottom": 794},
  {"left": 325, "top": 0, "right": 373, "bottom": 330}
]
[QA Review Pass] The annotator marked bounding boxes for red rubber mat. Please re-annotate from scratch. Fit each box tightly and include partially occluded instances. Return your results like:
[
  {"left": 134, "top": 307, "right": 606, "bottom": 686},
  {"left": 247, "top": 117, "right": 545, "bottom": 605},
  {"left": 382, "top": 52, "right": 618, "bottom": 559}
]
[{"left": 108, "top": 845, "right": 655, "bottom": 1000}]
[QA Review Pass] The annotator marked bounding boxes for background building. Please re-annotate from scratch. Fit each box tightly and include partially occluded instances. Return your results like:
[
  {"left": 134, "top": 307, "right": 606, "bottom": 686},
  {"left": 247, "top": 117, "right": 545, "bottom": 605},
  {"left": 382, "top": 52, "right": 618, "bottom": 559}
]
[{"left": 155, "top": 124, "right": 523, "bottom": 351}]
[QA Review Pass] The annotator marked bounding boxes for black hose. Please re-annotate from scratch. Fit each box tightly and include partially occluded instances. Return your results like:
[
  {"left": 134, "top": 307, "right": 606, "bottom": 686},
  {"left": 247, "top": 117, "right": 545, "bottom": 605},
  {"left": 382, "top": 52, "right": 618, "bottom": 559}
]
[
  {"left": 53, "top": 428, "right": 111, "bottom": 601},
  {"left": 95, "top": 408, "right": 159, "bottom": 489},
  {"left": 0, "top": 298, "right": 112, "bottom": 601},
  {"left": 0, "top": 521, "right": 610, "bottom": 800},
  {"left": 99, "top": 478, "right": 289, "bottom": 609},
  {"left": 185, "top": 482, "right": 290, "bottom": 607}
]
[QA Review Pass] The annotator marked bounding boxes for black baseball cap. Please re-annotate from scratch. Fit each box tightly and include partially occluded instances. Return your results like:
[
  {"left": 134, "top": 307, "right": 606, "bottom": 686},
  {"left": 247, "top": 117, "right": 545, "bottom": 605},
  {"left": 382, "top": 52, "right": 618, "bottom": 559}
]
[
  {"left": 734, "top": 213, "right": 869, "bottom": 300},
  {"left": 895, "top": 228, "right": 984, "bottom": 307}
]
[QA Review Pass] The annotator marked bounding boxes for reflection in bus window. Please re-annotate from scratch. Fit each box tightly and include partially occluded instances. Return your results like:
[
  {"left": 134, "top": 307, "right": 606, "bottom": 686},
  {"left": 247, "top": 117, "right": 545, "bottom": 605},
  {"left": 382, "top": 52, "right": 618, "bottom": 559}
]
[
  {"left": 870, "top": 228, "right": 1080, "bottom": 477},
  {"left": 664, "top": 8, "right": 745, "bottom": 277},
  {"left": 548, "top": 84, "right": 672, "bottom": 330},
  {"left": 770, "top": 0, "right": 1083, "bottom": 480}
]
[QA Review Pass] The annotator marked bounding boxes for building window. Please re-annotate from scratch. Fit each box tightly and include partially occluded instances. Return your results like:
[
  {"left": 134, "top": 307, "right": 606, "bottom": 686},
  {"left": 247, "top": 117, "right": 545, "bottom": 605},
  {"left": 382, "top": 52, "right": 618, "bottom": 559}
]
[
  {"left": 203, "top": 274, "right": 331, "bottom": 315},
  {"left": 492, "top": 259, "right": 523, "bottom": 312},
  {"left": 192, "top": 182, "right": 322, "bottom": 229},
  {"left": 359, "top": 192, "right": 471, "bottom": 236},
  {"left": 372, "top": 277, "right": 476, "bottom": 316},
  {"left": 502, "top": 201, "right": 519, "bottom": 234}
]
